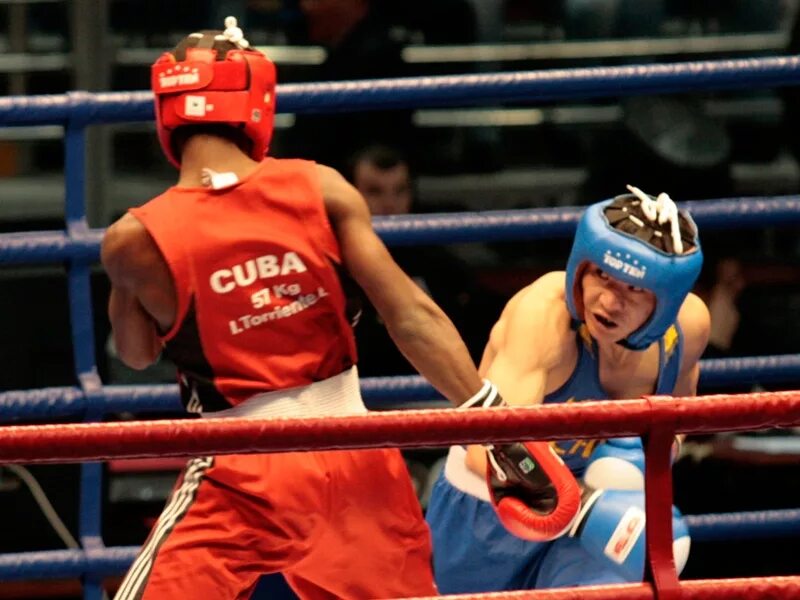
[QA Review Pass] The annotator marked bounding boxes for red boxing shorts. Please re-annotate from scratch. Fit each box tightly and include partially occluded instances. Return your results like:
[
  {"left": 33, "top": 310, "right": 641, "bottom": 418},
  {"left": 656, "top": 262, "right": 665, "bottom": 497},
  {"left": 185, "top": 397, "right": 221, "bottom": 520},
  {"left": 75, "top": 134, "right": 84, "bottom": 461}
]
[{"left": 114, "top": 448, "right": 436, "bottom": 600}]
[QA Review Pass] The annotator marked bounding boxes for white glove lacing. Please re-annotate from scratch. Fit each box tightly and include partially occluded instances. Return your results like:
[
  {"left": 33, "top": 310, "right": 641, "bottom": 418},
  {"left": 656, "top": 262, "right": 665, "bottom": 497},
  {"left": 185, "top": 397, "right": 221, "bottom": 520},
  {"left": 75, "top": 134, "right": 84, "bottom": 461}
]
[
  {"left": 216, "top": 16, "right": 250, "bottom": 49},
  {"left": 626, "top": 184, "right": 684, "bottom": 254}
]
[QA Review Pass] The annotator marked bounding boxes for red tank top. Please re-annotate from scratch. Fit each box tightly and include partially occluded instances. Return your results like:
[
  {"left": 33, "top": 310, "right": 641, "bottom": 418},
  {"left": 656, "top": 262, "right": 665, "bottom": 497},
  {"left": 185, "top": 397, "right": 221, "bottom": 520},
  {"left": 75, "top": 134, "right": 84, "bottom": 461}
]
[{"left": 130, "top": 158, "right": 357, "bottom": 412}]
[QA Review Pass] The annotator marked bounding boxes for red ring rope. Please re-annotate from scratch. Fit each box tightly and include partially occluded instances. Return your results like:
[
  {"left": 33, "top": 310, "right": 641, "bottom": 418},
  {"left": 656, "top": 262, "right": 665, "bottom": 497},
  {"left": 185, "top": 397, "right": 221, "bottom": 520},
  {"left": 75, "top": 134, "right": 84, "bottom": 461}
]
[
  {"left": 400, "top": 576, "right": 800, "bottom": 599},
  {"left": 0, "top": 392, "right": 797, "bottom": 598},
  {"left": 0, "top": 392, "right": 799, "bottom": 464}
]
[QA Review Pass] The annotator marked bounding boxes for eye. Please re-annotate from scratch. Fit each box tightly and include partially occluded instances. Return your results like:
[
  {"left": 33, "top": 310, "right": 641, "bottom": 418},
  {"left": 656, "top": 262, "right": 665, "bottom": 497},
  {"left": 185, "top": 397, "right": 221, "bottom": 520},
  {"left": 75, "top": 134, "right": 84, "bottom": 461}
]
[
  {"left": 628, "top": 285, "right": 645, "bottom": 293},
  {"left": 596, "top": 268, "right": 609, "bottom": 280}
]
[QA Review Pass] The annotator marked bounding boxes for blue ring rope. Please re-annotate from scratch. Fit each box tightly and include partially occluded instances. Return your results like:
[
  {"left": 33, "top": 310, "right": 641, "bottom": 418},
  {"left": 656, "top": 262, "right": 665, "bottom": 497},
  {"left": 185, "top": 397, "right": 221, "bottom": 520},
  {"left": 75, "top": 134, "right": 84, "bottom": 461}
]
[
  {"left": 0, "top": 509, "right": 796, "bottom": 580},
  {"left": 1, "top": 352, "right": 800, "bottom": 421},
  {"left": 0, "top": 196, "right": 799, "bottom": 263},
  {"left": 0, "top": 56, "right": 799, "bottom": 125}
]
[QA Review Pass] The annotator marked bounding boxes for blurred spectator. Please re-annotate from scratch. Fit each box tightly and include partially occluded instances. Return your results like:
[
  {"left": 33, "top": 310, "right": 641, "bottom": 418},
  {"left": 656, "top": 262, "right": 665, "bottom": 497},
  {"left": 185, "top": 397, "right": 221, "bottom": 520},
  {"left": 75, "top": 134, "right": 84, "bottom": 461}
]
[
  {"left": 705, "top": 257, "right": 746, "bottom": 357},
  {"left": 277, "top": 0, "right": 413, "bottom": 171},
  {"left": 351, "top": 143, "right": 414, "bottom": 216},
  {"left": 699, "top": 256, "right": 800, "bottom": 393},
  {"left": 582, "top": 95, "right": 732, "bottom": 202},
  {"left": 346, "top": 145, "right": 495, "bottom": 374}
]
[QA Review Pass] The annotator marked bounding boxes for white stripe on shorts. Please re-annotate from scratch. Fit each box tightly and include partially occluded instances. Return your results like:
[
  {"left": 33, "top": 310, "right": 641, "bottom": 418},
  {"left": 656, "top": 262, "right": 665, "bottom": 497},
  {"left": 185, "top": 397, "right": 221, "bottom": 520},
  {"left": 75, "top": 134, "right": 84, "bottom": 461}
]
[{"left": 114, "top": 456, "right": 213, "bottom": 600}]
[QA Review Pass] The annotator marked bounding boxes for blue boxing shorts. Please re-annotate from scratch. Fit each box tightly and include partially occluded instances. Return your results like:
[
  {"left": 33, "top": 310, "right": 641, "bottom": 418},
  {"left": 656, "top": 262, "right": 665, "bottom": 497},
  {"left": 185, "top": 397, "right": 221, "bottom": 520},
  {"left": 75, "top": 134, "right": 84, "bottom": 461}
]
[{"left": 425, "top": 447, "right": 630, "bottom": 593}]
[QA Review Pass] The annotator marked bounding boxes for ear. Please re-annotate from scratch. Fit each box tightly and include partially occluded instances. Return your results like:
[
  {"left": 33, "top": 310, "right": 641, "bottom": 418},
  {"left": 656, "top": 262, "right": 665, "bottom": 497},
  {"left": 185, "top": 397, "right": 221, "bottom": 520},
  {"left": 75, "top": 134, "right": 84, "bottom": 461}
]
[{"left": 572, "top": 262, "right": 589, "bottom": 318}]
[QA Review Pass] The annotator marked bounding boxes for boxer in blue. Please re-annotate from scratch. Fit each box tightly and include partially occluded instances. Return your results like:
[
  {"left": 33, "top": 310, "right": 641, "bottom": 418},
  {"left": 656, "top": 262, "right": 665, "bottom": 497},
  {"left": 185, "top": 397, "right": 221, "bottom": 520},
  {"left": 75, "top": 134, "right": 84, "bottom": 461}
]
[{"left": 427, "top": 186, "right": 710, "bottom": 593}]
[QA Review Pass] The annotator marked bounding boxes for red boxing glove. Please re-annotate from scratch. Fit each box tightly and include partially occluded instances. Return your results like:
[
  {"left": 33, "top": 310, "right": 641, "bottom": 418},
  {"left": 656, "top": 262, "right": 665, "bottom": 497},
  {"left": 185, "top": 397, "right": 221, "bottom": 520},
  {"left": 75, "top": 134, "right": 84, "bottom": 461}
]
[
  {"left": 485, "top": 440, "right": 582, "bottom": 541},
  {"left": 463, "top": 381, "right": 582, "bottom": 541}
]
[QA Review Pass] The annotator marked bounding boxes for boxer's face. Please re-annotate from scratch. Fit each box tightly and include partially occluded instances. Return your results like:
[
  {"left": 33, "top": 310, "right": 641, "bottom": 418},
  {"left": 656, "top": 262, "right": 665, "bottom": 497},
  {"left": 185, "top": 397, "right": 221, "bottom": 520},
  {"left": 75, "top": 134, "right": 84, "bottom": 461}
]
[{"left": 580, "top": 265, "right": 656, "bottom": 344}]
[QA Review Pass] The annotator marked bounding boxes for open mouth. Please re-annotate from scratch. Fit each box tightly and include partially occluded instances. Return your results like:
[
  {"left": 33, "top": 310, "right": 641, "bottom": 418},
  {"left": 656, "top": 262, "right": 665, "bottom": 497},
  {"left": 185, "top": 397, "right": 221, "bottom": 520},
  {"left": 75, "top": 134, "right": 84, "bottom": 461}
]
[{"left": 593, "top": 313, "right": 618, "bottom": 329}]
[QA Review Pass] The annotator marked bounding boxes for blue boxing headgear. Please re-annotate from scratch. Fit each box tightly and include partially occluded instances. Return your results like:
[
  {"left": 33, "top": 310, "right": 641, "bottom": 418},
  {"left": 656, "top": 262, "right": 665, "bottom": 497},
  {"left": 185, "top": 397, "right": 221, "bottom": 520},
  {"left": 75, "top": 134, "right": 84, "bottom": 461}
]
[{"left": 565, "top": 191, "right": 703, "bottom": 350}]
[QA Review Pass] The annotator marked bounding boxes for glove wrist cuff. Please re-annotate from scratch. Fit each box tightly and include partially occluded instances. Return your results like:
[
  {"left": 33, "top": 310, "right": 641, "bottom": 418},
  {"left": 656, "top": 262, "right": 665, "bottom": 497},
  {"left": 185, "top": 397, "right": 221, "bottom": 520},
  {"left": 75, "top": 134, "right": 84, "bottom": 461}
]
[
  {"left": 569, "top": 487, "right": 603, "bottom": 537},
  {"left": 461, "top": 379, "right": 501, "bottom": 409}
]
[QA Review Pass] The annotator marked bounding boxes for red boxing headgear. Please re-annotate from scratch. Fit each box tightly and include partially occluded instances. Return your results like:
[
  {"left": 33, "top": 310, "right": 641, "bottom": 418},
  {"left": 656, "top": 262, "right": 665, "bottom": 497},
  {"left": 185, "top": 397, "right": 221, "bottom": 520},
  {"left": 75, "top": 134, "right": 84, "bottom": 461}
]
[{"left": 151, "top": 21, "right": 276, "bottom": 168}]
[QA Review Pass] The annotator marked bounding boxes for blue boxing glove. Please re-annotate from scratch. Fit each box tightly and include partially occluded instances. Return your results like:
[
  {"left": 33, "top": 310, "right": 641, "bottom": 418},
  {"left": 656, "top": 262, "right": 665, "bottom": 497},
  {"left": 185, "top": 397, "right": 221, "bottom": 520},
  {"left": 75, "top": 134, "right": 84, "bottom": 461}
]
[
  {"left": 578, "top": 437, "right": 690, "bottom": 577},
  {"left": 583, "top": 437, "right": 645, "bottom": 491},
  {"left": 571, "top": 489, "right": 691, "bottom": 580},
  {"left": 584, "top": 436, "right": 682, "bottom": 491}
]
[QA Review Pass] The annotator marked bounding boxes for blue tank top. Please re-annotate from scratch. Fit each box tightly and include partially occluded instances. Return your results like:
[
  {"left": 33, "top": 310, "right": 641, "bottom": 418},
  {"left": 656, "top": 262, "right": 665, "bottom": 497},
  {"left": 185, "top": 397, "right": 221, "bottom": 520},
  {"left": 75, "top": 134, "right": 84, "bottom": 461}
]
[{"left": 544, "top": 323, "right": 683, "bottom": 476}]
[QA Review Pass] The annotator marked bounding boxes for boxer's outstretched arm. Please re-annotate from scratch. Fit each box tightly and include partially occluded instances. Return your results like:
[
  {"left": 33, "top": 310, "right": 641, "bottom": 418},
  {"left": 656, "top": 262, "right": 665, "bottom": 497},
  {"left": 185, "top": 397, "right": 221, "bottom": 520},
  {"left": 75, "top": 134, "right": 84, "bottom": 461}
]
[{"left": 319, "top": 164, "right": 483, "bottom": 405}]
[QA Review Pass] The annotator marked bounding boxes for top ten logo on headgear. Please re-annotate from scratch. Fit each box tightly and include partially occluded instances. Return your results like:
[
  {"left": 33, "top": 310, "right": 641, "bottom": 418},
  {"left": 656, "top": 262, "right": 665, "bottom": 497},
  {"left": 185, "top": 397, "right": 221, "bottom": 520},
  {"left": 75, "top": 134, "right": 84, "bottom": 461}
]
[
  {"left": 157, "top": 67, "right": 201, "bottom": 90},
  {"left": 602, "top": 250, "right": 647, "bottom": 280}
]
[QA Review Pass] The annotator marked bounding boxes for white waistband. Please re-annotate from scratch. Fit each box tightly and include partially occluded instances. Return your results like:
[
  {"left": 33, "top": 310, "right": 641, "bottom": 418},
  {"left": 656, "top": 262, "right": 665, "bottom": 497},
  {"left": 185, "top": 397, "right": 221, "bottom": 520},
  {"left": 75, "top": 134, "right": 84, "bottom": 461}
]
[
  {"left": 443, "top": 445, "right": 491, "bottom": 502},
  {"left": 202, "top": 366, "right": 367, "bottom": 419}
]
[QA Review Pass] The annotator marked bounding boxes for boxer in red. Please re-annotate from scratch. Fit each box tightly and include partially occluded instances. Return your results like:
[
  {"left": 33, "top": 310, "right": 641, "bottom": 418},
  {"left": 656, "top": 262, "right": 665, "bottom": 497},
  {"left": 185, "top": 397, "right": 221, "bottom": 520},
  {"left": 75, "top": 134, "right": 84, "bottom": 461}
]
[{"left": 103, "top": 16, "right": 492, "bottom": 600}]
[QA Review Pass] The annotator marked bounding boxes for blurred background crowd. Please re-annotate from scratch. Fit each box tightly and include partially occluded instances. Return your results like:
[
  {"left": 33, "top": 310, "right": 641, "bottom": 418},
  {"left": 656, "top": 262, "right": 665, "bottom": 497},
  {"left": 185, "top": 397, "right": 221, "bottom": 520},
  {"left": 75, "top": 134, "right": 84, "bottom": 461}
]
[{"left": 0, "top": 1, "right": 799, "bottom": 597}]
